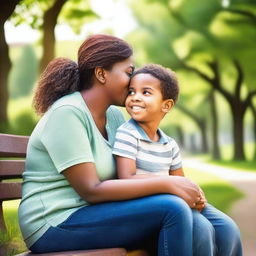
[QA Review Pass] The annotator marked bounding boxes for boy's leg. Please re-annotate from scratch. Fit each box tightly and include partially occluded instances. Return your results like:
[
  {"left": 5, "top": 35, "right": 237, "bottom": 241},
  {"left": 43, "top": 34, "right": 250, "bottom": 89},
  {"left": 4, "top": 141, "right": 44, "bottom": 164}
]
[
  {"left": 200, "top": 204, "right": 243, "bottom": 256},
  {"left": 30, "top": 194, "right": 193, "bottom": 256},
  {"left": 192, "top": 209, "right": 215, "bottom": 256}
]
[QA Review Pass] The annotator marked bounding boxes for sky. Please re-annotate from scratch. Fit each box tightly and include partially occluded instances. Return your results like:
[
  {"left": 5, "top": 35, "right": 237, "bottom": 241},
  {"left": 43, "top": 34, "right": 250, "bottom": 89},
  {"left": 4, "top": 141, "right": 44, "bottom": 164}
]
[{"left": 5, "top": 0, "right": 137, "bottom": 44}]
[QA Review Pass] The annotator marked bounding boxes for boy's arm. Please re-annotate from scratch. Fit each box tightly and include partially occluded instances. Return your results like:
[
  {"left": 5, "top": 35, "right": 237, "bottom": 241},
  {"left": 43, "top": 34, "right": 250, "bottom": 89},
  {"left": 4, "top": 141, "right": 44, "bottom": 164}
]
[
  {"left": 116, "top": 156, "right": 160, "bottom": 179},
  {"left": 169, "top": 168, "right": 184, "bottom": 177}
]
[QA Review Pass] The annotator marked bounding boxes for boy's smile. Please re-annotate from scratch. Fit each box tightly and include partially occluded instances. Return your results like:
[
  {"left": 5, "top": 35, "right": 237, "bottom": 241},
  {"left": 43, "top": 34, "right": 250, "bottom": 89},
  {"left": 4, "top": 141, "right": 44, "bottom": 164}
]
[{"left": 130, "top": 105, "right": 145, "bottom": 112}]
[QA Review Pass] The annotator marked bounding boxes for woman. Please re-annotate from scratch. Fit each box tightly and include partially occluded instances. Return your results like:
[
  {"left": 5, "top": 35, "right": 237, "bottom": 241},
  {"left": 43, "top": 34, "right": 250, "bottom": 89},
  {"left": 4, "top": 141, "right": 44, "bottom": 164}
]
[{"left": 19, "top": 34, "right": 242, "bottom": 256}]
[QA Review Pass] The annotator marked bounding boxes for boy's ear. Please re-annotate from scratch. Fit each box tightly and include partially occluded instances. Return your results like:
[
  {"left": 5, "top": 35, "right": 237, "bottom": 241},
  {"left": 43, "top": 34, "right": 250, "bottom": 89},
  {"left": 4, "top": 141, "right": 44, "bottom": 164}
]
[
  {"left": 162, "top": 99, "right": 174, "bottom": 113},
  {"left": 94, "top": 67, "right": 106, "bottom": 84}
]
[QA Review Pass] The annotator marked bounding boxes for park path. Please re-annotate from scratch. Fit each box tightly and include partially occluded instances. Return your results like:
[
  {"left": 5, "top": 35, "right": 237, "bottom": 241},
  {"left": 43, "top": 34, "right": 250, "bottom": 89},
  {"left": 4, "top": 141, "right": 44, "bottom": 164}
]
[{"left": 183, "top": 158, "right": 256, "bottom": 256}]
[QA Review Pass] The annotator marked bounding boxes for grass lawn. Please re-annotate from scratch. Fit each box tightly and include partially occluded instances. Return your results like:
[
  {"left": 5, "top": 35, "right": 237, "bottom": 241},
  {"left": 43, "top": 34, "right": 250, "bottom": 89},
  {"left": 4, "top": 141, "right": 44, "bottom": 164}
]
[
  {"left": 1, "top": 168, "right": 244, "bottom": 255},
  {"left": 186, "top": 168, "right": 244, "bottom": 213},
  {"left": 0, "top": 200, "right": 26, "bottom": 256},
  {"left": 207, "top": 159, "right": 256, "bottom": 172},
  {"left": 184, "top": 152, "right": 256, "bottom": 172}
]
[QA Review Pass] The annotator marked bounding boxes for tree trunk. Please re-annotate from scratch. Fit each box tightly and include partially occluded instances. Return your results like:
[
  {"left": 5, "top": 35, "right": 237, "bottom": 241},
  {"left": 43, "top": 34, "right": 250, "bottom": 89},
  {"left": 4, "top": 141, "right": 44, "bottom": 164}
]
[
  {"left": 176, "top": 125, "right": 185, "bottom": 148},
  {"left": 0, "top": 0, "right": 21, "bottom": 131},
  {"left": 177, "top": 105, "right": 209, "bottom": 153},
  {"left": 210, "top": 89, "right": 221, "bottom": 159},
  {"left": 253, "top": 116, "right": 256, "bottom": 160},
  {"left": 198, "top": 119, "right": 209, "bottom": 153},
  {"left": 250, "top": 104, "right": 256, "bottom": 160},
  {"left": 231, "top": 100, "right": 246, "bottom": 160},
  {"left": 40, "top": 0, "right": 67, "bottom": 73}
]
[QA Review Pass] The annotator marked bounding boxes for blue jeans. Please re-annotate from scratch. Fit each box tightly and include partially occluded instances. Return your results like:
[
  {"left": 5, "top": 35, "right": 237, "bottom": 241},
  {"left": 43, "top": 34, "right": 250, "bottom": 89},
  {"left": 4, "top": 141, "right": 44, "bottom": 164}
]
[{"left": 30, "top": 194, "right": 242, "bottom": 256}]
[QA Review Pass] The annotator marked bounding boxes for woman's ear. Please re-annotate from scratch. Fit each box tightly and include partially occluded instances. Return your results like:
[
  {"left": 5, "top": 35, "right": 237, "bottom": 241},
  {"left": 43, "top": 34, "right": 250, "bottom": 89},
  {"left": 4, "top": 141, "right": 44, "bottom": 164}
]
[
  {"left": 94, "top": 67, "right": 106, "bottom": 84},
  {"left": 162, "top": 99, "right": 174, "bottom": 113}
]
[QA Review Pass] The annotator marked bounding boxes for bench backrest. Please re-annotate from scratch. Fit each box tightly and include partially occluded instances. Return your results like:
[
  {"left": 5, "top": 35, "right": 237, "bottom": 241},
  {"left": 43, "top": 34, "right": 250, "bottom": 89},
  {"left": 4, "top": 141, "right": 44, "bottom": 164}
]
[{"left": 0, "top": 133, "right": 29, "bottom": 231}]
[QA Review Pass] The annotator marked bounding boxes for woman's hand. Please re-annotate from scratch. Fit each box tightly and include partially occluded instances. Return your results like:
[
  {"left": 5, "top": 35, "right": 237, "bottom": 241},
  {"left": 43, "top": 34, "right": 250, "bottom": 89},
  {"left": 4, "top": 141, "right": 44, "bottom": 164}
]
[
  {"left": 166, "top": 176, "right": 202, "bottom": 208},
  {"left": 194, "top": 188, "right": 207, "bottom": 212}
]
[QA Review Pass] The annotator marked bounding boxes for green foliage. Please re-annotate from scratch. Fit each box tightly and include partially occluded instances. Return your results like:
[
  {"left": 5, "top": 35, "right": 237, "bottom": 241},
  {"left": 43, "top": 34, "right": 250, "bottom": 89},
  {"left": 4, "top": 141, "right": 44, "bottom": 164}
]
[
  {"left": 128, "top": 0, "right": 256, "bottom": 159},
  {"left": 11, "top": 0, "right": 99, "bottom": 34},
  {"left": 0, "top": 200, "right": 27, "bottom": 255},
  {"left": 7, "top": 96, "right": 38, "bottom": 136},
  {"left": 0, "top": 122, "right": 11, "bottom": 134},
  {"left": 10, "top": 109, "right": 37, "bottom": 136},
  {"left": 60, "top": 0, "right": 99, "bottom": 34},
  {"left": 9, "top": 45, "right": 38, "bottom": 99}
]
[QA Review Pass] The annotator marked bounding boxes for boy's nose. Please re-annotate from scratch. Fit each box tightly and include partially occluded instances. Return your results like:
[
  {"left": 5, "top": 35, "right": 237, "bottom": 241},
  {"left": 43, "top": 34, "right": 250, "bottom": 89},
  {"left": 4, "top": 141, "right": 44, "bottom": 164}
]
[{"left": 131, "top": 93, "right": 141, "bottom": 101}]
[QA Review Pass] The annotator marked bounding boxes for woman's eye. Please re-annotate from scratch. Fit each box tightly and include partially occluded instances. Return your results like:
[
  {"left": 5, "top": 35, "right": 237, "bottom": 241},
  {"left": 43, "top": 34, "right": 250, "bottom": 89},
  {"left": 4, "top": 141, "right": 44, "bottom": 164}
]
[{"left": 143, "top": 91, "right": 151, "bottom": 95}]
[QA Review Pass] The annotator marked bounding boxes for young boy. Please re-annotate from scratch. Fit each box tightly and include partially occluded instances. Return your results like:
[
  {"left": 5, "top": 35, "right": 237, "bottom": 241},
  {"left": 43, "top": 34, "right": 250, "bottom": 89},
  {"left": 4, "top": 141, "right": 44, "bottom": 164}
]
[{"left": 112, "top": 64, "right": 206, "bottom": 211}]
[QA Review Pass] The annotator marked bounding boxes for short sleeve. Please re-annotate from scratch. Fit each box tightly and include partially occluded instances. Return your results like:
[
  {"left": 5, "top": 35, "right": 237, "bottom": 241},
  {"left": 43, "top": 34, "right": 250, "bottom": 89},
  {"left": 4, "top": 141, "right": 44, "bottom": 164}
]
[
  {"left": 41, "top": 106, "right": 94, "bottom": 173},
  {"left": 112, "top": 128, "right": 138, "bottom": 160},
  {"left": 169, "top": 139, "right": 182, "bottom": 171}
]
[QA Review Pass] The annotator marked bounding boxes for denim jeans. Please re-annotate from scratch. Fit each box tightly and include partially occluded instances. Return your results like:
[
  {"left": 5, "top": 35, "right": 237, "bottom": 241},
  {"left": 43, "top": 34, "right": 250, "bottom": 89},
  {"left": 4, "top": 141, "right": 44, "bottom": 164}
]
[{"left": 30, "top": 194, "right": 242, "bottom": 256}]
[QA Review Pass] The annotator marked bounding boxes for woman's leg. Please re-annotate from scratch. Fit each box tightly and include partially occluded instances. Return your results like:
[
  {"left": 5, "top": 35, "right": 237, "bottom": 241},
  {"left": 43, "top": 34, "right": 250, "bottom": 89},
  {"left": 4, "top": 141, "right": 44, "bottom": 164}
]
[
  {"left": 200, "top": 204, "right": 243, "bottom": 256},
  {"left": 30, "top": 194, "right": 193, "bottom": 256}
]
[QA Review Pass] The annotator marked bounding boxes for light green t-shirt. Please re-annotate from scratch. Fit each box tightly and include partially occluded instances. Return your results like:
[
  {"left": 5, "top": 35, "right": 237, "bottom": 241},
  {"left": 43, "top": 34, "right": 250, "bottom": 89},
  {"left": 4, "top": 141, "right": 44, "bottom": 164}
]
[{"left": 18, "top": 92, "right": 125, "bottom": 248}]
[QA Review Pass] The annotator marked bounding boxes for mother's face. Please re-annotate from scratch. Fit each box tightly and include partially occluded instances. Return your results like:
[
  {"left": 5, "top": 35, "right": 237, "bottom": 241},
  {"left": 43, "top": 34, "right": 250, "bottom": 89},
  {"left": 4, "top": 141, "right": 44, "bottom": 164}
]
[{"left": 104, "top": 57, "right": 134, "bottom": 106}]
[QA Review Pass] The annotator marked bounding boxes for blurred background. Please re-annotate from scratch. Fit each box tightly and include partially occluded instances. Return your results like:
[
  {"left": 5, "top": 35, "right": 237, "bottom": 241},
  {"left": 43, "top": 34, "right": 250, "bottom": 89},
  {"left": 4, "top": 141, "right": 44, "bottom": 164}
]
[{"left": 0, "top": 0, "right": 255, "bottom": 255}]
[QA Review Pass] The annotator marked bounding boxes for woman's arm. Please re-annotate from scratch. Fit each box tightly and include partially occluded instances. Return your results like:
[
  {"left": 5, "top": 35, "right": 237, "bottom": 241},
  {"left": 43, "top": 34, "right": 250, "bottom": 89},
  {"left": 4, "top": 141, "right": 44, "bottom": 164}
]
[
  {"left": 116, "top": 154, "right": 206, "bottom": 210},
  {"left": 63, "top": 162, "right": 201, "bottom": 208},
  {"left": 170, "top": 167, "right": 207, "bottom": 211}
]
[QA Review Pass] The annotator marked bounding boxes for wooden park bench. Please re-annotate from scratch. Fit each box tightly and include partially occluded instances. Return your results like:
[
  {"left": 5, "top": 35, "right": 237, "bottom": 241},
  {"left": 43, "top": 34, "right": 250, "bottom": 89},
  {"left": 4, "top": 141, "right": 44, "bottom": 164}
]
[{"left": 0, "top": 133, "right": 147, "bottom": 256}]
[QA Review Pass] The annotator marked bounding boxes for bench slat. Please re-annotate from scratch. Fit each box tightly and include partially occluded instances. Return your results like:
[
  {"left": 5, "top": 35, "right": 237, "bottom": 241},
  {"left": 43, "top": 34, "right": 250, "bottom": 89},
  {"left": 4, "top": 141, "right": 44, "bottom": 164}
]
[
  {"left": 0, "top": 182, "right": 22, "bottom": 200},
  {"left": 15, "top": 248, "right": 127, "bottom": 256},
  {"left": 0, "top": 160, "right": 25, "bottom": 179},
  {"left": 0, "top": 133, "right": 29, "bottom": 157}
]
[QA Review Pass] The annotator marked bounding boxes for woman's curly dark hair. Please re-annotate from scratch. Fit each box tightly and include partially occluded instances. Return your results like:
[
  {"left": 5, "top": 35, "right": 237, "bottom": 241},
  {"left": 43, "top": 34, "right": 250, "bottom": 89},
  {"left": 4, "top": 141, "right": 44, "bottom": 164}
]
[{"left": 33, "top": 58, "right": 79, "bottom": 115}]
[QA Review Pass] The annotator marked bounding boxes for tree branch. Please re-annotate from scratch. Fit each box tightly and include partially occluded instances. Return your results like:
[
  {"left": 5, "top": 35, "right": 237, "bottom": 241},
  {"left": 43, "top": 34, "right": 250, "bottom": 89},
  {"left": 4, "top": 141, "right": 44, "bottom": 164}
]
[
  {"left": 245, "top": 90, "right": 256, "bottom": 107},
  {"left": 224, "top": 8, "right": 256, "bottom": 23},
  {"left": 181, "top": 62, "right": 213, "bottom": 84},
  {"left": 207, "top": 60, "right": 233, "bottom": 103},
  {"left": 176, "top": 105, "right": 202, "bottom": 126}
]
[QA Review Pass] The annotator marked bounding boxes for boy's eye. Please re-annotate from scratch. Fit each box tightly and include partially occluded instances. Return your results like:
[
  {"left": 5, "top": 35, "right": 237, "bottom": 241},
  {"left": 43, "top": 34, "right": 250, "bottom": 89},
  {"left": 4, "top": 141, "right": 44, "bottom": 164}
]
[
  {"left": 128, "top": 90, "right": 135, "bottom": 95},
  {"left": 143, "top": 90, "right": 151, "bottom": 95}
]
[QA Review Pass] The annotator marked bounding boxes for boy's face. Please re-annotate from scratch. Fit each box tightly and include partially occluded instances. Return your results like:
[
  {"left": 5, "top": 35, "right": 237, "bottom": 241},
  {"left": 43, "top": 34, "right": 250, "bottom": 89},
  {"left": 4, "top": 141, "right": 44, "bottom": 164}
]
[{"left": 125, "top": 73, "right": 173, "bottom": 123}]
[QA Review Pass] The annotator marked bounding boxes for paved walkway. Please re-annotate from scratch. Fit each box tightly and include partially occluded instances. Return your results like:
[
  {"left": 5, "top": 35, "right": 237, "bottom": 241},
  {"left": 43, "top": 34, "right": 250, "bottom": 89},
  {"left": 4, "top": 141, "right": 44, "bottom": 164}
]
[{"left": 183, "top": 158, "right": 256, "bottom": 256}]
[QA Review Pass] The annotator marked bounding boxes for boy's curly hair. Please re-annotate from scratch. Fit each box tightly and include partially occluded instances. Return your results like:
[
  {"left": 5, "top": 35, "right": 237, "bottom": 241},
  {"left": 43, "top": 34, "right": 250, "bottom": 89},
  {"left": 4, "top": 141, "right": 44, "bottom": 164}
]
[{"left": 132, "top": 64, "right": 179, "bottom": 103}]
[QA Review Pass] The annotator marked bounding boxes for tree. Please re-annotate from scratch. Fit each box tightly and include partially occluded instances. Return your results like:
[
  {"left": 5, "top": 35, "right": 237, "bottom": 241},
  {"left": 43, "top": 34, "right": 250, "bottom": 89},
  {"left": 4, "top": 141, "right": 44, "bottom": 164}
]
[
  {"left": 0, "top": 0, "right": 21, "bottom": 131},
  {"left": 129, "top": 0, "right": 256, "bottom": 160},
  {"left": 40, "top": 0, "right": 68, "bottom": 72},
  {"left": 11, "top": 0, "right": 97, "bottom": 72}
]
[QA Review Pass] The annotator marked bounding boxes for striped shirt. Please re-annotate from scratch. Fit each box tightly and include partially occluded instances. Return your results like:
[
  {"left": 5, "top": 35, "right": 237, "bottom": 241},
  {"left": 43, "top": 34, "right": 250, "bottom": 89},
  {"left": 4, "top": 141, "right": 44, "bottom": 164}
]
[{"left": 112, "top": 119, "right": 182, "bottom": 175}]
